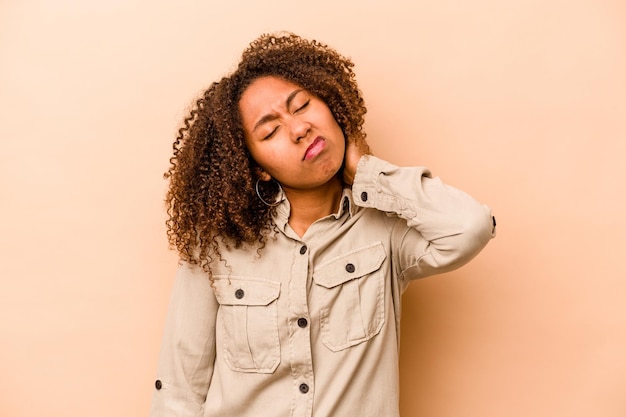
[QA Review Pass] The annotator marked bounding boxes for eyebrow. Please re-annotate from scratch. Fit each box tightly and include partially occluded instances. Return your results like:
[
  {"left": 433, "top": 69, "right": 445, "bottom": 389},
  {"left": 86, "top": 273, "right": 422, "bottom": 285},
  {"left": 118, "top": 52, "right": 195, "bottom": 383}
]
[{"left": 251, "top": 89, "right": 304, "bottom": 133}]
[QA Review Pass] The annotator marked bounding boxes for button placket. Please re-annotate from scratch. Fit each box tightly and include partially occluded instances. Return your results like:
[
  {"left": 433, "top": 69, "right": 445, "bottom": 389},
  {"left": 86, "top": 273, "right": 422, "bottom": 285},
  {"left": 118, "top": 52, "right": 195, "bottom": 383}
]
[
  {"left": 288, "top": 239, "right": 314, "bottom": 414},
  {"left": 297, "top": 244, "right": 310, "bottom": 329}
]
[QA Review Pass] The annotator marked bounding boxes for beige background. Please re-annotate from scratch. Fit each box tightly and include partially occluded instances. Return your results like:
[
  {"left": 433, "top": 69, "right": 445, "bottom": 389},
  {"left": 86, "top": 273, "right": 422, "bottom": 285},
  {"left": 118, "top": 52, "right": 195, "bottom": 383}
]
[{"left": 1, "top": 0, "right": 625, "bottom": 416}]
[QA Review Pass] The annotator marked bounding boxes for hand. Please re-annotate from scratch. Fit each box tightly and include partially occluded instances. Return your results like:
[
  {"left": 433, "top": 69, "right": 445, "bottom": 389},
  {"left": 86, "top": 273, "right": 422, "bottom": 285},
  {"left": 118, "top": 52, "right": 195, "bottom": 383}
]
[{"left": 342, "top": 134, "right": 372, "bottom": 185}]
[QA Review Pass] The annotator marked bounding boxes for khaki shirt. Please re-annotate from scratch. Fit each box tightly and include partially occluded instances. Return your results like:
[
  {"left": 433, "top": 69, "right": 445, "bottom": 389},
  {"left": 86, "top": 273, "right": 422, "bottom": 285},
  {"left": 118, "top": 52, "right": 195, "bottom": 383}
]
[{"left": 151, "top": 155, "right": 495, "bottom": 417}]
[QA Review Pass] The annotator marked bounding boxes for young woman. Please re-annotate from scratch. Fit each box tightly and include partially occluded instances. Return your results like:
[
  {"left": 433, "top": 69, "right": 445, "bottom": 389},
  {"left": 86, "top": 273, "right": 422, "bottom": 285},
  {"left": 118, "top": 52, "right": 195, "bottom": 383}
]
[{"left": 151, "top": 32, "right": 496, "bottom": 417}]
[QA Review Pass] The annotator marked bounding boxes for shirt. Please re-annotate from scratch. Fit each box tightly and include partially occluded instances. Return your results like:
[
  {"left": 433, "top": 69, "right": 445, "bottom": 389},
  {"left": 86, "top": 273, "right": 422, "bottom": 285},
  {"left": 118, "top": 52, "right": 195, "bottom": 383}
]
[{"left": 150, "top": 155, "right": 496, "bottom": 417}]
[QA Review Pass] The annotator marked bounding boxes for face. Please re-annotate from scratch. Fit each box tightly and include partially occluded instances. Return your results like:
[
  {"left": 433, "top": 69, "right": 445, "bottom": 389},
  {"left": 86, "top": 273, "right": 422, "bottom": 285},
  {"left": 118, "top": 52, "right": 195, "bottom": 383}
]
[{"left": 239, "top": 76, "right": 346, "bottom": 192}]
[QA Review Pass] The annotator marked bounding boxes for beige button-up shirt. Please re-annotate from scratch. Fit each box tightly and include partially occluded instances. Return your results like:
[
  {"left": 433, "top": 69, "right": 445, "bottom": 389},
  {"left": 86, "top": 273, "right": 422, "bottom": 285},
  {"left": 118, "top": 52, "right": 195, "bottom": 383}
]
[{"left": 151, "top": 155, "right": 495, "bottom": 417}]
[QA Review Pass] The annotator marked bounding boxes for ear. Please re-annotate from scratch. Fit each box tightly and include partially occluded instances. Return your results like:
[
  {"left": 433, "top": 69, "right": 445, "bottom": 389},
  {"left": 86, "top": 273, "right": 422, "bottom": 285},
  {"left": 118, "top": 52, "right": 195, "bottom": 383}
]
[{"left": 255, "top": 167, "right": 272, "bottom": 182}]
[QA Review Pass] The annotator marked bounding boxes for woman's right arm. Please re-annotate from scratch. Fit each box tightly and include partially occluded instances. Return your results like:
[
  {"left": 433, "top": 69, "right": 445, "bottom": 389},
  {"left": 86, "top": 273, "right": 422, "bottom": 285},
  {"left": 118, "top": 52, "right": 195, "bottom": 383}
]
[{"left": 150, "top": 262, "right": 218, "bottom": 417}]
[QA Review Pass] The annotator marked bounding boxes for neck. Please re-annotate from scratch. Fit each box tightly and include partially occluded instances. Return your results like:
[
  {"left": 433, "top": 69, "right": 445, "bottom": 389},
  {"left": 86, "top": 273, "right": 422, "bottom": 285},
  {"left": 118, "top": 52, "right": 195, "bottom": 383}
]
[{"left": 284, "top": 176, "right": 343, "bottom": 238}]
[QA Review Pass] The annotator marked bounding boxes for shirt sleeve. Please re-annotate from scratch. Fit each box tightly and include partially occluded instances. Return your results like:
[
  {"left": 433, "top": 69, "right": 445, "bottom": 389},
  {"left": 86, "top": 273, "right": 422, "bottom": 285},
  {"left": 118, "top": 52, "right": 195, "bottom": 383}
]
[
  {"left": 150, "top": 262, "right": 218, "bottom": 417},
  {"left": 351, "top": 155, "right": 496, "bottom": 283}
]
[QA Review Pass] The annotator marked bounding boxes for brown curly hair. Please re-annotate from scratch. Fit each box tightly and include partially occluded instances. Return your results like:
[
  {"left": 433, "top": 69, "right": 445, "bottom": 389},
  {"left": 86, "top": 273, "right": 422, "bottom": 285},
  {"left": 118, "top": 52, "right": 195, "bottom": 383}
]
[{"left": 164, "top": 32, "right": 367, "bottom": 274}]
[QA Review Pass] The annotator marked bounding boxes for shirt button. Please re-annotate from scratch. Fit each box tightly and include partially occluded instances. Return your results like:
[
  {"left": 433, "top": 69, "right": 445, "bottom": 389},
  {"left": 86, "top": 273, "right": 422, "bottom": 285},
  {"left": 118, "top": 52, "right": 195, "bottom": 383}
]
[
  {"left": 345, "top": 263, "right": 356, "bottom": 273},
  {"left": 342, "top": 198, "right": 349, "bottom": 212},
  {"left": 155, "top": 380, "right": 162, "bottom": 390},
  {"left": 360, "top": 191, "right": 368, "bottom": 202},
  {"left": 299, "top": 383, "right": 309, "bottom": 394},
  {"left": 235, "top": 289, "right": 245, "bottom": 299},
  {"left": 299, "top": 245, "right": 307, "bottom": 255},
  {"left": 297, "top": 317, "right": 308, "bottom": 328}
]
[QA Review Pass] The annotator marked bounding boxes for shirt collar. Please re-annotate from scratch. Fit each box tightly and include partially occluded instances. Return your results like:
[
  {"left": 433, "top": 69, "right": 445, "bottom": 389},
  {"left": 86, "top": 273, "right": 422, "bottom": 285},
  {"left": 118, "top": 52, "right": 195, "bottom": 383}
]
[
  {"left": 272, "top": 188, "right": 355, "bottom": 232},
  {"left": 334, "top": 189, "right": 355, "bottom": 219}
]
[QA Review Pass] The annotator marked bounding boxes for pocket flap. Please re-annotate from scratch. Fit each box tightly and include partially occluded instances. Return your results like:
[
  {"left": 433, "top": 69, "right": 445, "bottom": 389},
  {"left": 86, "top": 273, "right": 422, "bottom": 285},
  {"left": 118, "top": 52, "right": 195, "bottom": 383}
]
[
  {"left": 214, "top": 277, "right": 281, "bottom": 306},
  {"left": 314, "top": 242, "right": 386, "bottom": 289}
]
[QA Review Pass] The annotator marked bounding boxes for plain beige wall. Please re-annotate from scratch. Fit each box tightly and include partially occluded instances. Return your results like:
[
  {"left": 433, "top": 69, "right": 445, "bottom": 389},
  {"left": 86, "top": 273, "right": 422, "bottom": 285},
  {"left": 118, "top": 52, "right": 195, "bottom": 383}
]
[{"left": 1, "top": 0, "right": 625, "bottom": 416}]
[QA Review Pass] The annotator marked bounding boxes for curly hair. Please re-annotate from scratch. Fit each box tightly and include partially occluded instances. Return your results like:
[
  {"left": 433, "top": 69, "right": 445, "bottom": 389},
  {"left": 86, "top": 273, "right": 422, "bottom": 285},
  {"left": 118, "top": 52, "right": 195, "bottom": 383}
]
[{"left": 164, "top": 32, "right": 368, "bottom": 275}]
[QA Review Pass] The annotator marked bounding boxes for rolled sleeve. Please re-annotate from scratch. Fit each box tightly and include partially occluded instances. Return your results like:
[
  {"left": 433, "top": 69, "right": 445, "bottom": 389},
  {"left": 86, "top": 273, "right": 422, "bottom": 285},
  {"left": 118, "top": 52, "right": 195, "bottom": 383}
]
[
  {"left": 150, "top": 263, "right": 218, "bottom": 417},
  {"left": 352, "top": 155, "right": 495, "bottom": 280}
]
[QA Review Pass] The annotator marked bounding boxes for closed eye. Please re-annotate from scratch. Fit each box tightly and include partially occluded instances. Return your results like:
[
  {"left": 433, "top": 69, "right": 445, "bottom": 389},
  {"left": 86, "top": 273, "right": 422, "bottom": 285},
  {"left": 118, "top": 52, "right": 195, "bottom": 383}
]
[
  {"left": 294, "top": 100, "right": 310, "bottom": 113},
  {"left": 263, "top": 126, "right": 279, "bottom": 140}
]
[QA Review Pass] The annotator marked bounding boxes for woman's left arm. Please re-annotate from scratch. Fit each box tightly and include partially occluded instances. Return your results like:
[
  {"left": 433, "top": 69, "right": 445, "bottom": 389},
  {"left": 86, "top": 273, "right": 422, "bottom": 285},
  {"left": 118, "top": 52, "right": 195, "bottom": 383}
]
[{"left": 350, "top": 153, "right": 496, "bottom": 281}]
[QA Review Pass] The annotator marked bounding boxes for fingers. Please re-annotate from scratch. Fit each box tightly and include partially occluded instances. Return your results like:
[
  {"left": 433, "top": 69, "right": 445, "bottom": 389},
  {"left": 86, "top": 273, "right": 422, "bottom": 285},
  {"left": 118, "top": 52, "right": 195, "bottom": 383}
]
[{"left": 343, "top": 135, "right": 371, "bottom": 185}]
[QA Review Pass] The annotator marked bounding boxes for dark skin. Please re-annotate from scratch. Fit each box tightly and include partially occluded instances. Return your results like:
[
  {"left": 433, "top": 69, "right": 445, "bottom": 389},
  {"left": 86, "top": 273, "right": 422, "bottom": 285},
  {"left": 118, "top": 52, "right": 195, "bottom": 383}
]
[{"left": 240, "top": 76, "right": 371, "bottom": 237}]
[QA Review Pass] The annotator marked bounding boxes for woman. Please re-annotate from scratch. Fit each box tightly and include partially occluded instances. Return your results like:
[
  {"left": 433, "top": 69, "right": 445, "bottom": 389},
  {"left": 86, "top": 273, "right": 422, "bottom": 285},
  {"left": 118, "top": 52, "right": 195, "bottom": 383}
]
[{"left": 151, "top": 32, "right": 496, "bottom": 417}]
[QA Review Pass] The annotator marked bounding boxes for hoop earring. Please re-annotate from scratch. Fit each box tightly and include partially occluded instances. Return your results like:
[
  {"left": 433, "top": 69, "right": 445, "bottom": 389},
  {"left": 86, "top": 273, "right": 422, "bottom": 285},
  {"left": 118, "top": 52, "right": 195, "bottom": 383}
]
[{"left": 255, "top": 178, "right": 284, "bottom": 207}]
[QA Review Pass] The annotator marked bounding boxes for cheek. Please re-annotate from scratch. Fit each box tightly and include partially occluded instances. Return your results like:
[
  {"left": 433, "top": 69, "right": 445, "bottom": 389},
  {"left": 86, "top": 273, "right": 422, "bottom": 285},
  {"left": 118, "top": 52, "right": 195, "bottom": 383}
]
[
  {"left": 249, "top": 145, "right": 285, "bottom": 173},
  {"left": 326, "top": 113, "right": 345, "bottom": 140},
  {"left": 243, "top": 142, "right": 266, "bottom": 170},
  {"left": 335, "top": 125, "right": 347, "bottom": 154}
]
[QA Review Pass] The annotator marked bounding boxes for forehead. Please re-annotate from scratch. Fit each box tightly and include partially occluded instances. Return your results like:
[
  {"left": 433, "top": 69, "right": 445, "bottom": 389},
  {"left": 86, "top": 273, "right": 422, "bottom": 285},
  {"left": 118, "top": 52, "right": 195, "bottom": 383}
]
[
  {"left": 238, "top": 76, "right": 305, "bottom": 128},
  {"left": 240, "top": 76, "right": 301, "bottom": 107}
]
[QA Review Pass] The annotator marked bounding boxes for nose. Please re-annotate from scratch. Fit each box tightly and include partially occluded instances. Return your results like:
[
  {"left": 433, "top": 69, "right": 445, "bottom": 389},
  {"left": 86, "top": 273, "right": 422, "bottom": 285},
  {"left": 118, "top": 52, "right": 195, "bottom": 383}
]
[{"left": 289, "top": 117, "right": 311, "bottom": 143}]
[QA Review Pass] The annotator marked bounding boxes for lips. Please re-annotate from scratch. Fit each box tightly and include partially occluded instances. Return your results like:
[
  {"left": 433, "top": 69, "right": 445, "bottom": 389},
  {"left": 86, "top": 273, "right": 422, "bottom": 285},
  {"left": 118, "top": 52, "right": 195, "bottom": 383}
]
[{"left": 303, "top": 137, "right": 326, "bottom": 161}]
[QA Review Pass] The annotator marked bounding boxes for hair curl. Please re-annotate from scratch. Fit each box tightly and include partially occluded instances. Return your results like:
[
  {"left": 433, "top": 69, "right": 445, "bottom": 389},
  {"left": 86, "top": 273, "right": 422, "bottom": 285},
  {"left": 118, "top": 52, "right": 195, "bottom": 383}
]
[{"left": 165, "top": 32, "right": 367, "bottom": 275}]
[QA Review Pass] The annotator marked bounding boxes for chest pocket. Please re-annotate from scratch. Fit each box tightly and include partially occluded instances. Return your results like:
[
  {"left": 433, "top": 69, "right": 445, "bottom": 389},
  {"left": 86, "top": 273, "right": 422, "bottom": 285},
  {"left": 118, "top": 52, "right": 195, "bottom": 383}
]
[
  {"left": 214, "top": 277, "right": 281, "bottom": 373},
  {"left": 313, "top": 242, "right": 386, "bottom": 352}
]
